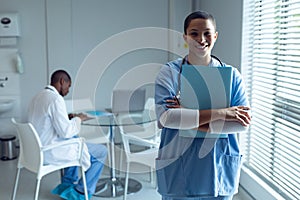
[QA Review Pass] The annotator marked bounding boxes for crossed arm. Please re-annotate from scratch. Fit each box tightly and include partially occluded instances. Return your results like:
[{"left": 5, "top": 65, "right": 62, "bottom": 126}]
[{"left": 159, "top": 97, "right": 251, "bottom": 134}]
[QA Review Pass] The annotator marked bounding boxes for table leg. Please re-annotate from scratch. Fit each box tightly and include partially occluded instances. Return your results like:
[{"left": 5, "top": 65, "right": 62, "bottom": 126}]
[
  {"left": 93, "top": 124, "right": 142, "bottom": 197},
  {"left": 94, "top": 177, "right": 142, "bottom": 197}
]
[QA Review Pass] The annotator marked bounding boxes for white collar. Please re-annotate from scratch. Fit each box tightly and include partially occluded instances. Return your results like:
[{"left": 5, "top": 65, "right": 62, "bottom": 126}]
[{"left": 45, "top": 85, "right": 59, "bottom": 95}]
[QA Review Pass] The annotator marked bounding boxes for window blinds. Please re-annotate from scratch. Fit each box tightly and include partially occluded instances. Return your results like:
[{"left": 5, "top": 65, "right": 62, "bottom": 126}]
[{"left": 241, "top": 0, "right": 300, "bottom": 199}]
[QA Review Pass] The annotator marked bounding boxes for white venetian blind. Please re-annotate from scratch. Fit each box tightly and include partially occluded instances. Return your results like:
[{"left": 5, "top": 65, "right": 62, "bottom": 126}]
[{"left": 241, "top": 0, "right": 300, "bottom": 199}]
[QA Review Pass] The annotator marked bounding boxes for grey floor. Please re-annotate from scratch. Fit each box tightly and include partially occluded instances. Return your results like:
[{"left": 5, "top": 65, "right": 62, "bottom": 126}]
[
  {"left": 0, "top": 145, "right": 242, "bottom": 200},
  {"left": 0, "top": 144, "right": 160, "bottom": 200}
]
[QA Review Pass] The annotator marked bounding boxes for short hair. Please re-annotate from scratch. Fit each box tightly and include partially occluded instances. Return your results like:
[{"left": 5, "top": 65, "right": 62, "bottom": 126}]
[
  {"left": 184, "top": 10, "right": 216, "bottom": 34},
  {"left": 50, "top": 70, "right": 71, "bottom": 85}
]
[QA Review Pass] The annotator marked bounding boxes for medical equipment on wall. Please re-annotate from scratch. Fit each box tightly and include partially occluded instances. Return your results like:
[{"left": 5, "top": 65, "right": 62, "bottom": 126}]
[
  {"left": 0, "top": 13, "right": 23, "bottom": 73},
  {"left": 0, "top": 13, "right": 20, "bottom": 37},
  {"left": 15, "top": 52, "right": 24, "bottom": 74}
]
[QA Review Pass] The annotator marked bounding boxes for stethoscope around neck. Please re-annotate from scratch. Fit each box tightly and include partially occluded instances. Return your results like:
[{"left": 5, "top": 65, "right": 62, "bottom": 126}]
[{"left": 176, "top": 55, "right": 224, "bottom": 101}]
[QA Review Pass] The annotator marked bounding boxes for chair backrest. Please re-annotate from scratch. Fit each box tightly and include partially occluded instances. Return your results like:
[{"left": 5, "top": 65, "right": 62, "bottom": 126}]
[
  {"left": 118, "top": 114, "right": 159, "bottom": 167},
  {"left": 11, "top": 118, "right": 43, "bottom": 173},
  {"left": 118, "top": 113, "right": 158, "bottom": 140},
  {"left": 144, "top": 97, "right": 155, "bottom": 111},
  {"left": 118, "top": 113, "right": 160, "bottom": 149}
]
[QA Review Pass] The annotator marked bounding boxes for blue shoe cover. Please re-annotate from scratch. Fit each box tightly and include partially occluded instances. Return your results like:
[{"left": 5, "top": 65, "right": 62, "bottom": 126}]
[
  {"left": 60, "top": 185, "right": 91, "bottom": 200},
  {"left": 51, "top": 182, "right": 73, "bottom": 195}
]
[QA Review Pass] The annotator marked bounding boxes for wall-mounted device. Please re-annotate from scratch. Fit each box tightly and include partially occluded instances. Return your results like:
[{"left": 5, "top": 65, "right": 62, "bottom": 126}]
[
  {"left": 15, "top": 52, "right": 24, "bottom": 74},
  {"left": 0, "top": 13, "right": 20, "bottom": 37}
]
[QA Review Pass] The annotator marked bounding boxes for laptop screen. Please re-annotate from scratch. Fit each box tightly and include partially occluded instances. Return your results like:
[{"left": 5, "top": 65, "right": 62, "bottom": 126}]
[{"left": 111, "top": 89, "right": 146, "bottom": 113}]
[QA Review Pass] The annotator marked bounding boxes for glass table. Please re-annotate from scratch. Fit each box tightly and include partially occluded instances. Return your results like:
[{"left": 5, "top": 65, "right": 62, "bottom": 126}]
[{"left": 82, "top": 109, "right": 156, "bottom": 198}]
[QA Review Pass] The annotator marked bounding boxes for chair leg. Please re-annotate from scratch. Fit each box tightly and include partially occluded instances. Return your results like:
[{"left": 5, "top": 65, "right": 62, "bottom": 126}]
[
  {"left": 119, "top": 143, "right": 123, "bottom": 174},
  {"left": 81, "top": 167, "right": 89, "bottom": 200},
  {"left": 11, "top": 168, "right": 21, "bottom": 200},
  {"left": 123, "top": 162, "right": 130, "bottom": 200},
  {"left": 150, "top": 167, "right": 156, "bottom": 187},
  {"left": 34, "top": 178, "right": 41, "bottom": 200}
]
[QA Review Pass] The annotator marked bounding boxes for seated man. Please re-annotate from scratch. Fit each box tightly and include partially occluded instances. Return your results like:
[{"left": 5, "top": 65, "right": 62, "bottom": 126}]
[{"left": 28, "top": 69, "right": 107, "bottom": 200}]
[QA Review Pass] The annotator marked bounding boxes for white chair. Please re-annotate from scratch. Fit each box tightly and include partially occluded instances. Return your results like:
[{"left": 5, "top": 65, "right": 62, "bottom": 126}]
[
  {"left": 119, "top": 97, "right": 159, "bottom": 141},
  {"left": 144, "top": 97, "right": 160, "bottom": 141},
  {"left": 65, "top": 98, "right": 111, "bottom": 166},
  {"left": 117, "top": 114, "right": 159, "bottom": 200},
  {"left": 144, "top": 97, "right": 155, "bottom": 112},
  {"left": 118, "top": 97, "right": 160, "bottom": 169},
  {"left": 11, "top": 118, "right": 88, "bottom": 200}
]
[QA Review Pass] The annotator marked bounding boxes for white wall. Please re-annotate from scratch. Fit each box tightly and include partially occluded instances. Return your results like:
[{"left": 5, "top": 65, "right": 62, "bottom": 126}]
[
  {"left": 195, "top": 0, "right": 243, "bottom": 70},
  {"left": 0, "top": 0, "right": 242, "bottom": 133},
  {"left": 0, "top": 0, "right": 192, "bottom": 121},
  {"left": 46, "top": 0, "right": 170, "bottom": 110},
  {"left": 0, "top": 0, "right": 47, "bottom": 126}
]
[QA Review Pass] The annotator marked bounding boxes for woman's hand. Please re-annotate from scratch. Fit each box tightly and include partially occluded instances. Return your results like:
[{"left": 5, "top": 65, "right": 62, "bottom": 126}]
[
  {"left": 217, "top": 106, "right": 251, "bottom": 126},
  {"left": 166, "top": 96, "right": 181, "bottom": 108}
]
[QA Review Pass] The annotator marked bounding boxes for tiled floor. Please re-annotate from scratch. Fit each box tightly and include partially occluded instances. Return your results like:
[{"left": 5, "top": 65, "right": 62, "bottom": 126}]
[{"left": 0, "top": 145, "right": 243, "bottom": 200}]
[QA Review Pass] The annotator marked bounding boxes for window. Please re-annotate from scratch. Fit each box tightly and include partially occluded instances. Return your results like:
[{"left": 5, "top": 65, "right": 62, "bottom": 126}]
[{"left": 241, "top": 0, "right": 300, "bottom": 199}]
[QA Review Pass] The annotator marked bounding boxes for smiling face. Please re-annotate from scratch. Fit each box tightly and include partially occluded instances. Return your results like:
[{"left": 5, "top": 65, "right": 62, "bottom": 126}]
[{"left": 183, "top": 18, "right": 218, "bottom": 64}]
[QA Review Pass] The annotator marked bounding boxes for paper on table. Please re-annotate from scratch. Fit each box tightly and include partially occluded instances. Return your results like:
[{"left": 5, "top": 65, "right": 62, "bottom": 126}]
[{"left": 85, "top": 110, "right": 113, "bottom": 117}]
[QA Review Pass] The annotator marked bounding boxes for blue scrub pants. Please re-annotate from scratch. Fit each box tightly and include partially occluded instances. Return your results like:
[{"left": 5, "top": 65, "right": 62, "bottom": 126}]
[{"left": 62, "top": 143, "right": 107, "bottom": 195}]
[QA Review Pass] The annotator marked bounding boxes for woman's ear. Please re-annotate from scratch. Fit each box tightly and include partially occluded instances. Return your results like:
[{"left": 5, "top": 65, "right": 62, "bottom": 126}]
[
  {"left": 183, "top": 34, "right": 187, "bottom": 43},
  {"left": 183, "top": 34, "right": 188, "bottom": 48},
  {"left": 214, "top": 31, "right": 218, "bottom": 40}
]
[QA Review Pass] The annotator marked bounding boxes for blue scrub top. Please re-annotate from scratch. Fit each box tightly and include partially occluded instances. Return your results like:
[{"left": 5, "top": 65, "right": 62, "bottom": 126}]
[{"left": 154, "top": 58, "right": 249, "bottom": 198}]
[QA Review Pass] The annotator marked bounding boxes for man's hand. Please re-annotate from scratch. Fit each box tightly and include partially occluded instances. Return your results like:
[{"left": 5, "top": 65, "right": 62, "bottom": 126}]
[
  {"left": 68, "top": 113, "right": 89, "bottom": 121},
  {"left": 68, "top": 113, "right": 75, "bottom": 119}
]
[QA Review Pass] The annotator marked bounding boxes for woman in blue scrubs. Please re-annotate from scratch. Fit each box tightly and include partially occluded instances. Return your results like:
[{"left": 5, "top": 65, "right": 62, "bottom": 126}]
[{"left": 155, "top": 11, "right": 252, "bottom": 200}]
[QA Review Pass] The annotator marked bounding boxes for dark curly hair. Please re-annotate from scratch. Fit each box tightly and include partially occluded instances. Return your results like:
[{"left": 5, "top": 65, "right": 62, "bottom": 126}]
[{"left": 184, "top": 10, "right": 216, "bottom": 34}]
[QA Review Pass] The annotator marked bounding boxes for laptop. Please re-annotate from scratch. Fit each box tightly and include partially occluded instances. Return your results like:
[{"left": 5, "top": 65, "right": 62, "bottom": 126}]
[
  {"left": 179, "top": 64, "right": 233, "bottom": 138},
  {"left": 109, "top": 89, "right": 146, "bottom": 113}
]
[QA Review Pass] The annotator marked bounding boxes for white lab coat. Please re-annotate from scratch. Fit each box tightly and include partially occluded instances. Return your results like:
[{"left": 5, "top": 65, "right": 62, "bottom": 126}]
[{"left": 28, "top": 85, "right": 91, "bottom": 171}]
